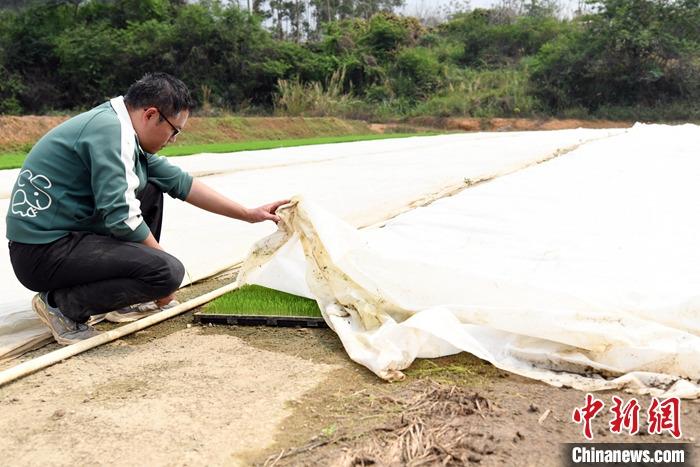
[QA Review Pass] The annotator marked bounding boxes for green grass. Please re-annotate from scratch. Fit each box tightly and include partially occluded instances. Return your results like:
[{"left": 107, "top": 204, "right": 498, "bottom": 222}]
[
  {"left": 158, "top": 132, "right": 435, "bottom": 156},
  {"left": 0, "top": 132, "right": 437, "bottom": 170},
  {"left": 0, "top": 152, "right": 28, "bottom": 170},
  {"left": 204, "top": 284, "right": 322, "bottom": 318}
]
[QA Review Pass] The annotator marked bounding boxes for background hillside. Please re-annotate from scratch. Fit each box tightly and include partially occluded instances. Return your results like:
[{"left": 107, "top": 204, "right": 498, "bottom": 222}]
[{"left": 0, "top": 0, "right": 698, "bottom": 121}]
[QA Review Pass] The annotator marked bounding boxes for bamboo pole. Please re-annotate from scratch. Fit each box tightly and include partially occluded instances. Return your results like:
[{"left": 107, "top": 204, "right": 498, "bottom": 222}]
[{"left": 0, "top": 281, "right": 240, "bottom": 388}]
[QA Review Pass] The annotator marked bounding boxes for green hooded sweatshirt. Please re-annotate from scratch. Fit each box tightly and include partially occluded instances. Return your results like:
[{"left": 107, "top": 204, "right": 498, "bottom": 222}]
[{"left": 6, "top": 96, "right": 193, "bottom": 244}]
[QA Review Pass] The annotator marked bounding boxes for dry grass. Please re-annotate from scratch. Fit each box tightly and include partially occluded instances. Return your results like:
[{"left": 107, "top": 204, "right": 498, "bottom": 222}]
[
  {"left": 178, "top": 116, "right": 373, "bottom": 145},
  {"left": 273, "top": 70, "right": 365, "bottom": 118},
  {"left": 264, "top": 381, "right": 498, "bottom": 467},
  {"left": 0, "top": 116, "right": 70, "bottom": 152}
]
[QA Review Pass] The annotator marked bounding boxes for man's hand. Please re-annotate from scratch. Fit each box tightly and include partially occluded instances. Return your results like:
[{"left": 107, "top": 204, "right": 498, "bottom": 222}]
[
  {"left": 141, "top": 234, "right": 176, "bottom": 307},
  {"left": 141, "top": 232, "right": 162, "bottom": 251},
  {"left": 245, "top": 199, "right": 291, "bottom": 223},
  {"left": 156, "top": 294, "right": 176, "bottom": 308}
]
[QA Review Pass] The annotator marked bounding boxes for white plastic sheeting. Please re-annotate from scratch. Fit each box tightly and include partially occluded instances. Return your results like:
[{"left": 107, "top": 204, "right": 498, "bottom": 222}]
[
  {"left": 0, "top": 129, "right": 622, "bottom": 360},
  {"left": 238, "top": 124, "right": 700, "bottom": 398}
]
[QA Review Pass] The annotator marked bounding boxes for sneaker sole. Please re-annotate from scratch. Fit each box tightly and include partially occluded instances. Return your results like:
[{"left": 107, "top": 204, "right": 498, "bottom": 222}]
[
  {"left": 86, "top": 313, "right": 107, "bottom": 326},
  {"left": 32, "top": 295, "right": 79, "bottom": 346},
  {"left": 104, "top": 300, "right": 178, "bottom": 323},
  {"left": 104, "top": 310, "right": 159, "bottom": 323}
]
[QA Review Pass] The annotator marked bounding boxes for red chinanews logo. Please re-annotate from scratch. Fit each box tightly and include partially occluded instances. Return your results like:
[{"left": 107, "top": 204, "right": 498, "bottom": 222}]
[{"left": 572, "top": 393, "right": 682, "bottom": 440}]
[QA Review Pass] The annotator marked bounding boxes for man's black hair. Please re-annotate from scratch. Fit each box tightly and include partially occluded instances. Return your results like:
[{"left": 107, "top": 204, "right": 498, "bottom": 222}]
[{"left": 124, "top": 72, "right": 195, "bottom": 117}]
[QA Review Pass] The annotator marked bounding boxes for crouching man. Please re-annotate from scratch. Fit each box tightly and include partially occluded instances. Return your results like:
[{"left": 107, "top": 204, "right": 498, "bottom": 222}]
[{"left": 6, "top": 72, "right": 288, "bottom": 345}]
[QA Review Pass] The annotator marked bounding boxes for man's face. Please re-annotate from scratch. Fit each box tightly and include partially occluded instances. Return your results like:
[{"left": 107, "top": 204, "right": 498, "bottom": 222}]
[{"left": 137, "top": 107, "right": 189, "bottom": 154}]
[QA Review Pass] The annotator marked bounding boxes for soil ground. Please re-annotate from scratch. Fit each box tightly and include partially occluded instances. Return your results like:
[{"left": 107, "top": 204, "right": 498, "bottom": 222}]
[
  {"left": 1, "top": 273, "right": 697, "bottom": 466},
  {"left": 0, "top": 116, "right": 375, "bottom": 154},
  {"left": 0, "top": 115, "right": 634, "bottom": 154}
]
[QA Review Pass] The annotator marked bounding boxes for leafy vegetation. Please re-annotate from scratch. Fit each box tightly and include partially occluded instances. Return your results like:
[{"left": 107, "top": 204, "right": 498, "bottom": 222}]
[{"left": 0, "top": 0, "right": 697, "bottom": 120}]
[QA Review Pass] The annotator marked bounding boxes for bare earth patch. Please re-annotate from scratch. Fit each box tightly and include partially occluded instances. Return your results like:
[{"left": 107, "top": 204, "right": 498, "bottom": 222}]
[{"left": 0, "top": 328, "right": 337, "bottom": 466}]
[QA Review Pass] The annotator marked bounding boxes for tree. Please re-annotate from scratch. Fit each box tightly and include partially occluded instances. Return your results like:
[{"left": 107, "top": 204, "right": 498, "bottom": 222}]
[
  {"left": 307, "top": 0, "right": 404, "bottom": 37},
  {"left": 440, "top": 8, "right": 564, "bottom": 67},
  {"left": 530, "top": 0, "right": 700, "bottom": 110}
]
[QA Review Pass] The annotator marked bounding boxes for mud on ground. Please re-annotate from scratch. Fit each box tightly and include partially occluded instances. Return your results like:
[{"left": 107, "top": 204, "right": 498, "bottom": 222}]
[{"left": 1, "top": 274, "right": 698, "bottom": 466}]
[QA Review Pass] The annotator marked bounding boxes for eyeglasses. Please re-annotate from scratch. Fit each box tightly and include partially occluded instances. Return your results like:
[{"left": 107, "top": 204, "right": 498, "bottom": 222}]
[{"left": 155, "top": 108, "right": 181, "bottom": 138}]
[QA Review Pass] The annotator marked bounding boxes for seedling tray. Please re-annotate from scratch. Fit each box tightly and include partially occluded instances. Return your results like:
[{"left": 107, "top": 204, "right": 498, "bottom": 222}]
[
  {"left": 194, "top": 312, "right": 327, "bottom": 328},
  {"left": 197, "top": 284, "right": 327, "bottom": 328}
]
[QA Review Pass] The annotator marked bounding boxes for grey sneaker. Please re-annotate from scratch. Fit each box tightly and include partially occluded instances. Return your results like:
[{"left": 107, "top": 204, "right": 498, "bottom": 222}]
[
  {"left": 85, "top": 312, "right": 107, "bottom": 326},
  {"left": 32, "top": 293, "right": 102, "bottom": 345},
  {"left": 104, "top": 300, "right": 179, "bottom": 323}
]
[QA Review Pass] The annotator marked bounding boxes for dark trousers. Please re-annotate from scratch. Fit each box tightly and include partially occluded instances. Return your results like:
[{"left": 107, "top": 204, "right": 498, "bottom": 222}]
[{"left": 8, "top": 183, "right": 184, "bottom": 323}]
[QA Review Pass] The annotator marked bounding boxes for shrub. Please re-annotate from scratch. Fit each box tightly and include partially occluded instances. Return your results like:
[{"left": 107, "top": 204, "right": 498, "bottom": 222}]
[
  {"left": 413, "top": 67, "right": 539, "bottom": 117},
  {"left": 439, "top": 9, "right": 565, "bottom": 68},
  {"left": 392, "top": 47, "right": 444, "bottom": 100},
  {"left": 273, "top": 69, "right": 363, "bottom": 117},
  {"left": 360, "top": 13, "right": 425, "bottom": 58}
]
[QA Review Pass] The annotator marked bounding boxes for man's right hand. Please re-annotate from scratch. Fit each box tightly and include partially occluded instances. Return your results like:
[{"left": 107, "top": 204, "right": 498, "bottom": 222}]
[{"left": 245, "top": 199, "right": 290, "bottom": 224}]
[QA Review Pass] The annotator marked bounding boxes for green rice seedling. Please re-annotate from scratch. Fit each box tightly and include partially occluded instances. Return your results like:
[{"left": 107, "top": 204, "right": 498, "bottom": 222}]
[
  {"left": 0, "top": 133, "right": 439, "bottom": 170},
  {"left": 0, "top": 152, "right": 28, "bottom": 170},
  {"left": 204, "top": 284, "right": 322, "bottom": 318},
  {"left": 159, "top": 133, "right": 436, "bottom": 157}
]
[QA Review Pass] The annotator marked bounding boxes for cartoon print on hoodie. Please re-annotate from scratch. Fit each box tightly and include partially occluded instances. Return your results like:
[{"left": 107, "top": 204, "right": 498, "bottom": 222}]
[{"left": 11, "top": 169, "right": 53, "bottom": 218}]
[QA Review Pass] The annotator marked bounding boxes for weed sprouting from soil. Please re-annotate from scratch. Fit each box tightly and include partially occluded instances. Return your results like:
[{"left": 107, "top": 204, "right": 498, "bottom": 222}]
[
  {"left": 406, "top": 353, "right": 505, "bottom": 387},
  {"left": 204, "top": 284, "right": 322, "bottom": 318}
]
